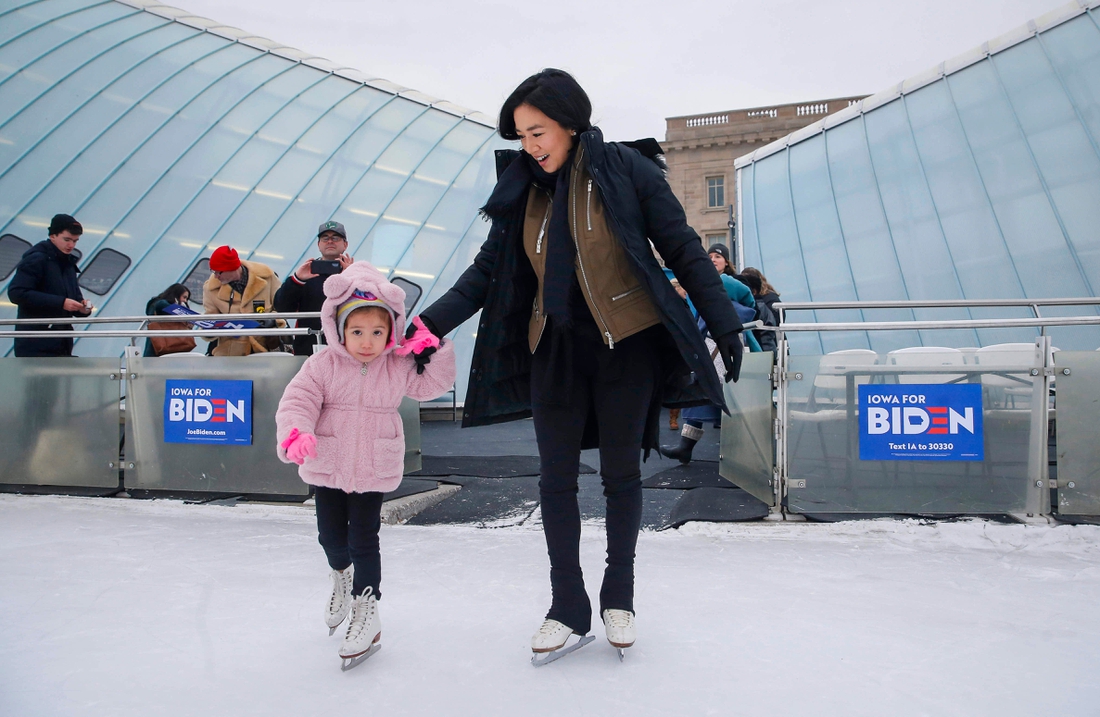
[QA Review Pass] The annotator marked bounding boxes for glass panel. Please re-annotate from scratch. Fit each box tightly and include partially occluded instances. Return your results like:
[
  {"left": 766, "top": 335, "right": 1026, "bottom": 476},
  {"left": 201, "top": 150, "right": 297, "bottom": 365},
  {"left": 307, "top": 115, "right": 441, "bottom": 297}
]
[
  {"left": 0, "top": 2, "right": 135, "bottom": 92},
  {"left": 0, "top": 15, "right": 179, "bottom": 174},
  {"left": 78, "top": 247, "right": 129, "bottom": 295},
  {"left": 864, "top": 99, "right": 975, "bottom": 348},
  {"left": 340, "top": 108, "right": 457, "bottom": 262},
  {"left": 182, "top": 259, "right": 209, "bottom": 306},
  {"left": 719, "top": 351, "right": 775, "bottom": 505},
  {"left": 1052, "top": 350, "right": 1100, "bottom": 515},
  {"left": 0, "top": 233, "right": 31, "bottom": 280},
  {"left": 993, "top": 36, "right": 1100, "bottom": 292},
  {"left": 785, "top": 351, "right": 1036, "bottom": 515},
  {"left": 0, "top": 357, "right": 121, "bottom": 488},
  {"left": 4, "top": 43, "right": 258, "bottom": 242},
  {"left": 0, "top": 0, "right": 109, "bottom": 47},
  {"left": 0, "top": 31, "right": 219, "bottom": 236},
  {"left": 948, "top": 60, "right": 1091, "bottom": 298},
  {"left": 389, "top": 276, "right": 423, "bottom": 315},
  {"left": 260, "top": 97, "right": 425, "bottom": 273},
  {"left": 788, "top": 134, "right": 867, "bottom": 354},
  {"left": 752, "top": 149, "right": 820, "bottom": 354}
]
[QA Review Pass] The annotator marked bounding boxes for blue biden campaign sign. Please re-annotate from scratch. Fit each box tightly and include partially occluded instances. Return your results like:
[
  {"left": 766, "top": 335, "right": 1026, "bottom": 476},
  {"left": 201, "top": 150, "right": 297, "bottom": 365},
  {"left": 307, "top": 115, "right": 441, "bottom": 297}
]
[
  {"left": 164, "top": 380, "right": 253, "bottom": 445},
  {"left": 859, "top": 384, "right": 983, "bottom": 461}
]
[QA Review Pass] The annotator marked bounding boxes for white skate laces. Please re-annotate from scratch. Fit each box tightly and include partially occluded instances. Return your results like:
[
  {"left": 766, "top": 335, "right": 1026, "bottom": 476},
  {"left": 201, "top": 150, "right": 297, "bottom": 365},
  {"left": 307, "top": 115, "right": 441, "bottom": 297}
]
[
  {"left": 602, "top": 609, "right": 636, "bottom": 649},
  {"left": 340, "top": 586, "right": 381, "bottom": 659},
  {"left": 326, "top": 567, "right": 354, "bottom": 635},
  {"left": 531, "top": 619, "right": 573, "bottom": 653}
]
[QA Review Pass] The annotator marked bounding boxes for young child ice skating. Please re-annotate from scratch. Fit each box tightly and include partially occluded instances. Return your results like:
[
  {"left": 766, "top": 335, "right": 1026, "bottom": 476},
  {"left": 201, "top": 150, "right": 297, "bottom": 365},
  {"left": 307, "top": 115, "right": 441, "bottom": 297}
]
[{"left": 275, "top": 261, "right": 455, "bottom": 669}]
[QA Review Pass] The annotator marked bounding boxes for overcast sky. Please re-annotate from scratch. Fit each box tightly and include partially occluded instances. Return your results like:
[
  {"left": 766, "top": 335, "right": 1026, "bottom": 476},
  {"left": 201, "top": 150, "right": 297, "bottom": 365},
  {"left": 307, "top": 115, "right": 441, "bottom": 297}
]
[{"left": 178, "top": 0, "right": 1062, "bottom": 141}]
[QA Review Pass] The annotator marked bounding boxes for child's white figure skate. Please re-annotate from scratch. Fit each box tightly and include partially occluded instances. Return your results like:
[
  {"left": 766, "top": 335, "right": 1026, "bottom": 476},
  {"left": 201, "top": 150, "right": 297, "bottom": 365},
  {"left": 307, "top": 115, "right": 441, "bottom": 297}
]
[
  {"left": 530, "top": 618, "right": 594, "bottom": 667},
  {"left": 602, "top": 609, "right": 635, "bottom": 661},
  {"left": 326, "top": 566, "right": 354, "bottom": 636},
  {"left": 339, "top": 586, "right": 381, "bottom": 671}
]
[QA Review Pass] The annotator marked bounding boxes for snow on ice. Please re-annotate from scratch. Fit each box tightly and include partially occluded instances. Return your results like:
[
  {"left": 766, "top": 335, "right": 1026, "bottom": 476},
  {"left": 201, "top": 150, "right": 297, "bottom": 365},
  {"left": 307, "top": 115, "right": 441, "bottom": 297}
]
[{"left": 2, "top": 494, "right": 1099, "bottom": 716}]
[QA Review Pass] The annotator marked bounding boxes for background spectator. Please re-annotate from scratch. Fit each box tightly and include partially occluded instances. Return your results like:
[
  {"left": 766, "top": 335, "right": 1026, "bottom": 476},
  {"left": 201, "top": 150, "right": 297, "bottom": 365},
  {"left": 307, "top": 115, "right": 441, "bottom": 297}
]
[
  {"left": 143, "top": 283, "right": 192, "bottom": 357},
  {"left": 9, "top": 213, "right": 91, "bottom": 357},
  {"left": 202, "top": 245, "right": 281, "bottom": 356},
  {"left": 274, "top": 220, "right": 354, "bottom": 355}
]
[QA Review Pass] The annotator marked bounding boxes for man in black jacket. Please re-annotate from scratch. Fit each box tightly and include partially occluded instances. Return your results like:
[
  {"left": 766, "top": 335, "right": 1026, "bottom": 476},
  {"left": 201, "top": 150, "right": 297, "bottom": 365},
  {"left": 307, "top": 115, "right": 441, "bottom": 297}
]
[
  {"left": 273, "top": 220, "right": 354, "bottom": 355},
  {"left": 9, "top": 214, "right": 92, "bottom": 357}
]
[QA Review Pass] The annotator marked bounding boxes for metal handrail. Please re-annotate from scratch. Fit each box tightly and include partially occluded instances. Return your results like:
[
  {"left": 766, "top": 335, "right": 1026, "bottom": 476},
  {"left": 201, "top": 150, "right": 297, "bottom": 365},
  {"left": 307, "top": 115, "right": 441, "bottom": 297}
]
[
  {"left": 0, "top": 328, "right": 313, "bottom": 339},
  {"left": 763, "top": 315, "right": 1100, "bottom": 333},
  {"left": 775, "top": 297, "right": 1100, "bottom": 311},
  {"left": 0, "top": 311, "right": 322, "bottom": 325}
]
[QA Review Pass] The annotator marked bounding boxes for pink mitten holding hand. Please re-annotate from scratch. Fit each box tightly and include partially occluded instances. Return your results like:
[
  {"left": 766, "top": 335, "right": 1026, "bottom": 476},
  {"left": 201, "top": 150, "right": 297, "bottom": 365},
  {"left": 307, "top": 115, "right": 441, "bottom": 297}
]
[
  {"left": 280, "top": 428, "right": 317, "bottom": 465},
  {"left": 395, "top": 316, "right": 440, "bottom": 357}
]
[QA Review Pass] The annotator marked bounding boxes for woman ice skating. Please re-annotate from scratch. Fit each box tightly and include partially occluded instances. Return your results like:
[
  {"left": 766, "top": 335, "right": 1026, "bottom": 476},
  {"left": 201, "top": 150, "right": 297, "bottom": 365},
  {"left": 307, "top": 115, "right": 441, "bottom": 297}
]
[
  {"left": 412, "top": 69, "right": 744, "bottom": 663},
  {"left": 275, "top": 261, "right": 455, "bottom": 670}
]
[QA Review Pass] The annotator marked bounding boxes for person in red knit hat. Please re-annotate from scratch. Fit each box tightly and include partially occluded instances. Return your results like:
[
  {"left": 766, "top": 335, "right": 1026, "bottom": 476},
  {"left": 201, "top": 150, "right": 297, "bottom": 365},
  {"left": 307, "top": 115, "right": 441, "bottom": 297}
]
[{"left": 202, "top": 245, "right": 282, "bottom": 356}]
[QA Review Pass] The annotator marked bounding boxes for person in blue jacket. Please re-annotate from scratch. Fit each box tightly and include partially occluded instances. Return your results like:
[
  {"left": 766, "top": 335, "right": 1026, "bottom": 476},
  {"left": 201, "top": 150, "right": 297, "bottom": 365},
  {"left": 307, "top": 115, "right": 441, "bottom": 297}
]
[{"left": 661, "top": 244, "right": 756, "bottom": 462}]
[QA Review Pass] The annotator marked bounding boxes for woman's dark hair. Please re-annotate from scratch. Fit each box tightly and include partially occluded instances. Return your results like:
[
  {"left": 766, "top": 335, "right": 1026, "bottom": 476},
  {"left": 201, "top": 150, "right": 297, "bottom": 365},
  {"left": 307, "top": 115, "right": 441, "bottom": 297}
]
[
  {"left": 498, "top": 69, "right": 592, "bottom": 140},
  {"left": 151, "top": 282, "right": 190, "bottom": 306},
  {"left": 735, "top": 272, "right": 762, "bottom": 296},
  {"left": 741, "top": 267, "right": 779, "bottom": 297}
]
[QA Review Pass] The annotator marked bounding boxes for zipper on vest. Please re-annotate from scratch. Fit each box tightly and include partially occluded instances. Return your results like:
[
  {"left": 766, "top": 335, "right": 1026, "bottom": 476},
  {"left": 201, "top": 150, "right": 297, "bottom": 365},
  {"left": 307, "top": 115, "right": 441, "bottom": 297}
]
[
  {"left": 535, "top": 188, "right": 551, "bottom": 254},
  {"left": 611, "top": 286, "right": 642, "bottom": 302},
  {"left": 586, "top": 180, "right": 593, "bottom": 231},
  {"left": 571, "top": 147, "right": 614, "bottom": 349}
]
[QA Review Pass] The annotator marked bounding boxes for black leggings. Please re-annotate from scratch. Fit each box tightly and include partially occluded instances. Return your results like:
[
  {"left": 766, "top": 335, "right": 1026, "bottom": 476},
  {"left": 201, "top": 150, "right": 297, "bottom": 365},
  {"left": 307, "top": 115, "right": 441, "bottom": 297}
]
[
  {"left": 530, "top": 326, "right": 660, "bottom": 635},
  {"left": 314, "top": 486, "right": 384, "bottom": 599}
]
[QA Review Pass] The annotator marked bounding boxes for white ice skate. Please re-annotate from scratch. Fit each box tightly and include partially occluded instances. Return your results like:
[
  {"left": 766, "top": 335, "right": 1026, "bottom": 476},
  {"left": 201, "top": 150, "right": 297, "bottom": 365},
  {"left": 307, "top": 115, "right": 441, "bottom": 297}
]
[
  {"left": 326, "top": 566, "right": 354, "bottom": 636},
  {"left": 530, "top": 619, "right": 594, "bottom": 667},
  {"left": 339, "top": 586, "right": 381, "bottom": 671},
  {"left": 602, "top": 609, "right": 635, "bottom": 661}
]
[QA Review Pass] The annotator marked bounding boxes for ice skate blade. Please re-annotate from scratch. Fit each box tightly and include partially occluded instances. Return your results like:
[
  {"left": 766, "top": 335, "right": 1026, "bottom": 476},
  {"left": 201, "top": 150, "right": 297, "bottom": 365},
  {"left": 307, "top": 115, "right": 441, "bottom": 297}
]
[
  {"left": 617, "top": 648, "right": 625, "bottom": 662},
  {"left": 530, "top": 634, "right": 594, "bottom": 667},
  {"left": 328, "top": 626, "right": 336, "bottom": 636},
  {"left": 340, "top": 643, "right": 381, "bottom": 672}
]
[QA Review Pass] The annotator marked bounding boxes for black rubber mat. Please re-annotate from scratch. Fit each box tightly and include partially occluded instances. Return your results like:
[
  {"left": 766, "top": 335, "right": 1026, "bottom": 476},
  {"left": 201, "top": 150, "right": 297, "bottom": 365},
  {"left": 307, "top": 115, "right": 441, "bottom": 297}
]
[
  {"left": 409, "top": 455, "right": 594, "bottom": 478},
  {"left": 665, "top": 487, "right": 770, "bottom": 528},
  {"left": 406, "top": 476, "right": 541, "bottom": 527},
  {"left": 642, "top": 460, "right": 735, "bottom": 490},
  {"left": 383, "top": 478, "right": 439, "bottom": 501}
]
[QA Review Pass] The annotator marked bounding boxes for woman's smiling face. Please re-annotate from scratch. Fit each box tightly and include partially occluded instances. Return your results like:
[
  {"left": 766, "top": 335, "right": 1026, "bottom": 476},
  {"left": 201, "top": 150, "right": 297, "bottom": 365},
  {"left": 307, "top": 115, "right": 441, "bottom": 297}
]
[{"left": 513, "top": 103, "right": 574, "bottom": 173}]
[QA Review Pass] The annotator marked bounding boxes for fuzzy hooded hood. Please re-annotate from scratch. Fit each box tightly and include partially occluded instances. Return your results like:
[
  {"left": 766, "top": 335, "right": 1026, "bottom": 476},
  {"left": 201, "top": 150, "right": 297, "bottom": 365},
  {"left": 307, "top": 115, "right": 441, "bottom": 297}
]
[{"left": 320, "top": 261, "right": 406, "bottom": 360}]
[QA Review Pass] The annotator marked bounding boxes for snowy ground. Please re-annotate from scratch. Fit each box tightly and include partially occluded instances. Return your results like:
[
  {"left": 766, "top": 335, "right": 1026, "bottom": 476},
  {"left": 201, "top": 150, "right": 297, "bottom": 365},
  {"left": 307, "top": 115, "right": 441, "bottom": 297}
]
[{"left": 2, "top": 495, "right": 1099, "bottom": 717}]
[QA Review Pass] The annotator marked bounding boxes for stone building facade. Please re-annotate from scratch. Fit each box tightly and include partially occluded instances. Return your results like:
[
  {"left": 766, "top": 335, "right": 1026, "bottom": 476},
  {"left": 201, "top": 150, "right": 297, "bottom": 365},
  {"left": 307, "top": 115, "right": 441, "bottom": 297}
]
[{"left": 663, "top": 96, "right": 866, "bottom": 265}]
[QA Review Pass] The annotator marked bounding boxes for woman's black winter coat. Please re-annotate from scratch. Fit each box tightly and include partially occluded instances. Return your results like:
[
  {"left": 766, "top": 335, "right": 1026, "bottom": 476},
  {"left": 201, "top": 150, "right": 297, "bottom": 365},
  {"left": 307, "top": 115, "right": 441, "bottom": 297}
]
[
  {"left": 8, "top": 240, "right": 85, "bottom": 357},
  {"left": 419, "top": 128, "right": 742, "bottom": 455}
]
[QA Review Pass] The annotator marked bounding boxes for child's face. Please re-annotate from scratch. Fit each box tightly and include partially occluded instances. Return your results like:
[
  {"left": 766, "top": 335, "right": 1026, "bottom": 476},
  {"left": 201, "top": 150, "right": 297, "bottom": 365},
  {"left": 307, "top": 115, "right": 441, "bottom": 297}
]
[{"left": 343, "top": 309, "right": 391, "bottom": 363}]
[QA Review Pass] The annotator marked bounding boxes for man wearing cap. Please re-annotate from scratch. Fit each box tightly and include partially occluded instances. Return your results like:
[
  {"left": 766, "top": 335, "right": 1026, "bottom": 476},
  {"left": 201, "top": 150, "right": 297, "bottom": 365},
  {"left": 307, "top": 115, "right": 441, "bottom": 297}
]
[
  {"left": 273, "top": 221, "right": 354, "bottom": 355},
  {"left": 9, "top": 213, "right": 92, "bottom": 357},
  {"left": 202, "top": 245, "right": 281, "bottom": 356}
]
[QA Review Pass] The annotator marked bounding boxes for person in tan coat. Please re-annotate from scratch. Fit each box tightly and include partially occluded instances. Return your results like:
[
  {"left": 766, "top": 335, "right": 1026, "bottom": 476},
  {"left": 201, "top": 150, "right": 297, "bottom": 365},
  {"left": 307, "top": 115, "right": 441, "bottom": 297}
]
[{"left": 202, "top": 245, "right": 281, "bottom": 356}]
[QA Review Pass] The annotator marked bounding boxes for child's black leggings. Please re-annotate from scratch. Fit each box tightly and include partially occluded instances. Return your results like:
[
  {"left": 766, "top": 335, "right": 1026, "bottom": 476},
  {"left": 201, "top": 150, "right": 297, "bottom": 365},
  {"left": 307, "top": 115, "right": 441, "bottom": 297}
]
[{"left": 314, "top": 486, "right": 384, "bottom": 599}]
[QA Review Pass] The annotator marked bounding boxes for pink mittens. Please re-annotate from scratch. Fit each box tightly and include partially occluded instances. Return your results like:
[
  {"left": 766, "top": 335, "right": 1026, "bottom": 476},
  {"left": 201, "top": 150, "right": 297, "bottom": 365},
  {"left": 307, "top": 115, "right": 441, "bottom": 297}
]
[
  {"left": 395, "top": 316, "right": 440, "bottom": 357},
  {"left": 280, "top": 428, "right": 317, "bottom": 465}
]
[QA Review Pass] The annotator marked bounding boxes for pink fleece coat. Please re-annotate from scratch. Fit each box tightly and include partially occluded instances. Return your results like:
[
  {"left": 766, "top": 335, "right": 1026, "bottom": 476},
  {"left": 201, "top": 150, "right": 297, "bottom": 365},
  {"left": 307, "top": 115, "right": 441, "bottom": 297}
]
[{"left": 275, "top": 261, "right": 456, "bottom": 494}]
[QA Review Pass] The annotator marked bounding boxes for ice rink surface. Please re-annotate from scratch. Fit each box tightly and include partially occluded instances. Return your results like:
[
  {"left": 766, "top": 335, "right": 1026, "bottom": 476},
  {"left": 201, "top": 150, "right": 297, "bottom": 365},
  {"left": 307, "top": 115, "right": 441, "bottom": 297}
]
[{"left": 2, "top": 494, "right": 1099, "bottom": 716}]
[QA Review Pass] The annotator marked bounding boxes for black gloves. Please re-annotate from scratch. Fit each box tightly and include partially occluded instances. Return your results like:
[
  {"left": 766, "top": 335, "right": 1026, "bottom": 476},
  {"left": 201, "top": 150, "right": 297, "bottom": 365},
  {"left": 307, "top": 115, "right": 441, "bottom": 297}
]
[
  {"left": 405, "top": 320, "right": 437, "bottom": 375},
  {"left": 715, "top": 331, "right": 744, "bottom": 383}
]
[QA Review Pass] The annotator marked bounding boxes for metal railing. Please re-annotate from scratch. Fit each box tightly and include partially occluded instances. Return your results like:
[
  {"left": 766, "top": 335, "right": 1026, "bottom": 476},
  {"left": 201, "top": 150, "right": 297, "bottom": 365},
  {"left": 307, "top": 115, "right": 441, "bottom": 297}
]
[
  {"left": 724, "top": 298, "right": 1100, "bottom": 520},
  {"left": 0, "top": 311, "right": 322, "bottom": 341}
]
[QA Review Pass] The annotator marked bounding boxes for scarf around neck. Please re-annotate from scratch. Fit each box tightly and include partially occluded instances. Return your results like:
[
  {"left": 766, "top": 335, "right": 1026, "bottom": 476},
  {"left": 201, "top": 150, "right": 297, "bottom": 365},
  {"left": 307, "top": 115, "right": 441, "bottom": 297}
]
[{"left": 526, "top": 147, "right": 577, "bottom": 325}]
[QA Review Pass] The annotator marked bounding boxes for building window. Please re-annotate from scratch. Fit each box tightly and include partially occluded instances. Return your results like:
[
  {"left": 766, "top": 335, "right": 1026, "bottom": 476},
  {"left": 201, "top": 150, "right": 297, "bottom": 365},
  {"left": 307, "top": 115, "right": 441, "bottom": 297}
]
[
  {"left": 78, "top": 248, "right": 131, "bottom": 295},
  {"left": 0, "top": 234, "right": 31, "bottom": 280},
  {"left": 183, "top": 258, "right": 211, "bottom": 306},
  {"left": 705, "top": 233, "right": 727, "bottom": 248},
  {"left": 390, "top": 276, "right": 423, "bottom": 315},
  {"left": 706, "top": 176, "right": 725, "bottom": 208}
]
